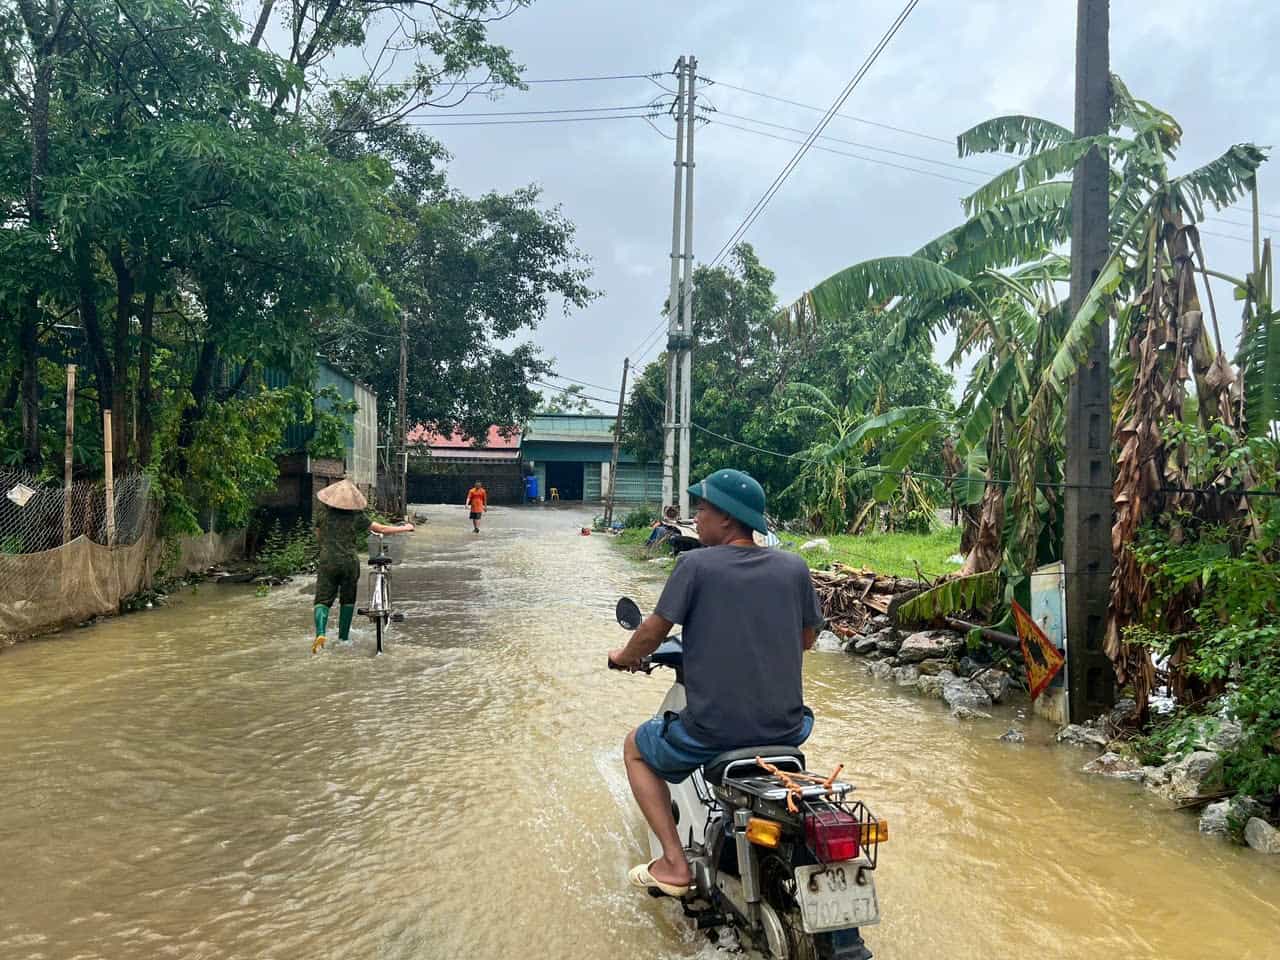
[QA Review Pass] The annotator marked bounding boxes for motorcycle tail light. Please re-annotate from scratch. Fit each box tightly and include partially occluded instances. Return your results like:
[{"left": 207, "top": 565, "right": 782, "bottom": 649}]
[{"left": 804, "top": 807, "right": 860, "bottom": 863}]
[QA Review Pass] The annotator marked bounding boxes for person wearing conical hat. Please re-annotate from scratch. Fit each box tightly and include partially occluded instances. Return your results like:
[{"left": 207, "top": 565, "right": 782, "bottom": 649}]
[{"left": 311, "top": 479, "right": 413, "bottom": 653}]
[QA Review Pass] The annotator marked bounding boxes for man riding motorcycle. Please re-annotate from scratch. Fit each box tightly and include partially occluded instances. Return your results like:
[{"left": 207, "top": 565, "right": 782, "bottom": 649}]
[{"left": 608, "top": 469, "right": 824, "bottom": 897}]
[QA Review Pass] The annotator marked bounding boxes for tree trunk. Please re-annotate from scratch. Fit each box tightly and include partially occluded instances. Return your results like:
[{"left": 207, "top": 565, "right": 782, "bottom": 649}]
[
  {"left": 75, "top": 236, "right": 115, "bottom": 441},
  {"left": 177, "top": 339, "right": 218, "bottom": 454},
  {"left": 137, "top": 288, "right": 156, "bottom": 466},
  {"left": 109, "top": 247, "right": 134, "bottom": 470},
  {"left": 960, "top": 482, "right": 1005, "bottom": 577}
]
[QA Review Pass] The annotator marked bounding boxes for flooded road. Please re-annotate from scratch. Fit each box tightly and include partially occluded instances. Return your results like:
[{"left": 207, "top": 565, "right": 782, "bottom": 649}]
[{"left": 1, "top": 504, "right": 1277, "bottom": 960}]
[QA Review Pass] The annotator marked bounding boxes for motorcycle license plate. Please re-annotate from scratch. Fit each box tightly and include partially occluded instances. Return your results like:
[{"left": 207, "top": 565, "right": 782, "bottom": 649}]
[{"left": 794, "top": 862, "right": 880, "bottom": 933}]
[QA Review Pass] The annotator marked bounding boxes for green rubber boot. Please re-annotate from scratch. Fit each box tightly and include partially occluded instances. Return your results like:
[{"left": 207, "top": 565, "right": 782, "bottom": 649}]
[
  {"left": 312, "top": 604, "right": 330, "bottom": 654},
  {"left": 338, "top": 604, "right": 356, "bottom": 643}
]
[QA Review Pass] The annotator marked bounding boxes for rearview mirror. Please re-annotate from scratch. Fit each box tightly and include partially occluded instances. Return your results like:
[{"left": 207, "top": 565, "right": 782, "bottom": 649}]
[{"left": 616, "top": 597, "right": 644, "bottom": 630}]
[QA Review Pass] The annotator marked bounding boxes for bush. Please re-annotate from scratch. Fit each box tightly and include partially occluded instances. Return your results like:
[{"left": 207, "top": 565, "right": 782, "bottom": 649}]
[
  {"left": 255, "top": 518, "right": 317, "bottom": 578},
  {"left": 622, "top": 506, "right": 658, "bottom": 529}
]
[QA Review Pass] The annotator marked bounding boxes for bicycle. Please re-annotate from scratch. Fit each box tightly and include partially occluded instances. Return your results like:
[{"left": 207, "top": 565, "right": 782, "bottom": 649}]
[{"left": 358, "top": 533, "right": 405, "bottom": 654}]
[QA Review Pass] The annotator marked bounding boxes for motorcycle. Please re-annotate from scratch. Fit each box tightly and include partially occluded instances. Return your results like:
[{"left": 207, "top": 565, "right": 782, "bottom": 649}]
[{"left": 610, "top": 597, "right": 885, "bottom": 960}]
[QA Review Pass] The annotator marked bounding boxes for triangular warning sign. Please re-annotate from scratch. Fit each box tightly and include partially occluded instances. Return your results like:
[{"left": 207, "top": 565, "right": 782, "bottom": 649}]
[{"left": 1011, "top": 600, "right": 1064, "bottom": 700}]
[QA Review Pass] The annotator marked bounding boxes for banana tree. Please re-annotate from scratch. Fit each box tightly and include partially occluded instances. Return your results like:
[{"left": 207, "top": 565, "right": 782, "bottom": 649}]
[{"left": 775, "top": 78, "right": 1268, "bottom": 694}]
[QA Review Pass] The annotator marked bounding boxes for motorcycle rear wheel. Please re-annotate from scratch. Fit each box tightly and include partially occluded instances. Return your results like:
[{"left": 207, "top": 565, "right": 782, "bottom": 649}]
[{"left": 759, "top": 854, "right": 818, "bottom": 960}]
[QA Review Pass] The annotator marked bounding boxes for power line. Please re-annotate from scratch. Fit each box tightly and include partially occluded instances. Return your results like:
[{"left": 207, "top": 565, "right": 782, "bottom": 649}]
[
  {"left": 401, "top": 112, "right": 663, "bottom": 128},
  {"left": 532, "top": 380, "right": 619, "bottom": 406},
  {"left": 698, "top": 75, "right": 956, "bottom": 148},
  {"left": 708, "top": 0, "right": 922, "bottom": 267},
  {"left": 710, "top": 119, "right": 985, "bottom": 187},
  {"left": 402, "top": 102, "right": 668, "bottom": 119},
  {"left": 704, "top": 108, "right": 993, "bottom": 177},
  {"left": 542, "top": 371, "right": 616, "bottom": 392},
  {"left": 363, "top": 71, "right": 665, "bottom": 87}
]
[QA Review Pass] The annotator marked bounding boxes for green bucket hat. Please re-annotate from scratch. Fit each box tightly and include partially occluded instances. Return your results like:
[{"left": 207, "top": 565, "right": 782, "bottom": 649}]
[{"left": 688, "top": 469, "right": 768, "bottom": 534}]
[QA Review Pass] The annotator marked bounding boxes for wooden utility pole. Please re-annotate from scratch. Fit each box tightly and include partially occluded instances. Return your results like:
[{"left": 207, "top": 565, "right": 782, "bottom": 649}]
[
  {"left": 604, "top": 358, "right": 630, "bottom": 525},
  {"left": 103, "top": 409, "right": 116, "bottom": 547},
  {"left": 397, "top": 310, "right": 408, "bottom": 518},
  {"left": 63, "top": 364, "right": 75, "bottom": 544},
  {"left": 1063, "top": 0, "right": 1115, "bottom": 721}
]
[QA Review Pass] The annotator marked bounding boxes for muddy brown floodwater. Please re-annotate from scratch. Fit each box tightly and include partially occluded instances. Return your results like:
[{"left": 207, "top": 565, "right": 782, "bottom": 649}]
[{"left": 1, "top": 504, "right": 1277, "bottom": 960}]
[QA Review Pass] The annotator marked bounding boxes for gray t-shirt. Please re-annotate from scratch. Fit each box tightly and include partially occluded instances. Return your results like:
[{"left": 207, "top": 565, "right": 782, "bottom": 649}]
[{"left": 654, "top": 545, "right": 824, "bottom": 749}]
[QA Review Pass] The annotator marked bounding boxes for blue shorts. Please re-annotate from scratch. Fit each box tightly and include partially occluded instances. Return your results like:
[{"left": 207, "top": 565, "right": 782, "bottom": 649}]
[{"left": 634, "top": 711, "right": 814, "bottom": 784}]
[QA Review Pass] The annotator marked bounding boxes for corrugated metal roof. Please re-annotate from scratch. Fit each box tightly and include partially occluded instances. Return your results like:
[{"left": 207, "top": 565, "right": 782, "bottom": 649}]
[{"left": 406, "top": 424, "right": 521, "bottom": 449}]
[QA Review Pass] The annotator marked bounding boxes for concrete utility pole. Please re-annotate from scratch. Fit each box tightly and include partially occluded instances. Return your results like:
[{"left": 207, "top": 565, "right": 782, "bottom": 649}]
[
  {"left": 661, "top": 57, "right": 687, "bottom": 513},
  {"left": 604, "top": 357, "right": 630, "bottom": 525},
  {"left": 677, "top": 57, "right": 697, "bottom": 519},
  {"left": 397, "top": 309, "right": 408, "bottom": 518},
  {"left": 1064, "top": 0, "right": 1116, "bottom": 722}
]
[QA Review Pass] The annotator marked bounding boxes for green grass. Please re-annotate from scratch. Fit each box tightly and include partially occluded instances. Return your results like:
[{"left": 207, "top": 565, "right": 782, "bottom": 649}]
[
  {"left": 779, "top": 528, "right": 963, "bottom": 579},
  {"left": 609, "top": 522, "right": 962, "bottom": 581}
]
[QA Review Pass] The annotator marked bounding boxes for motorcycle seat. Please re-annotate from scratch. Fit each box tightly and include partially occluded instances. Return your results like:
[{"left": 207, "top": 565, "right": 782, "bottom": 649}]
[{"left": 702, "top": 747, "right": 805, "bottom": 786}]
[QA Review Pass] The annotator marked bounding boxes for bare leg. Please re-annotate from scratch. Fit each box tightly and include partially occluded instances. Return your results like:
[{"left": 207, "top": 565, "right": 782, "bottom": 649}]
[{"left": 624, "top": 728, "right": 691, "bottom": 886}]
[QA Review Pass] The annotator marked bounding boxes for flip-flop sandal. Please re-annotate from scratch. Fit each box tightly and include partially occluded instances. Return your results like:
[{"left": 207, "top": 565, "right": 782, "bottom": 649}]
[{"left": 628, "top": 860, "right": 691, "bottom": 898}]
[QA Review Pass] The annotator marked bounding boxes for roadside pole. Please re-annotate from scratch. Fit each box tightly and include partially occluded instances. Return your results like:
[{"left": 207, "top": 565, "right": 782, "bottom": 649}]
[
  {"left": 677, "top": 58, "right": 697, "bottom": 520},
  {"left": 662, "top": 57, "right": 687, "bottom": 513},
  {"left": 103, "top": 408, "right": 116, "bottom": 547},
  {"left": 1063, "top": 0, "right": 1115, "bottom": 721},
  {"left": 604, "top": 357, "right": 630, "bottom": 525},
  {"left": 398, "top": 309, "right": 408, "bottom": 519},
  {"left": 63, "top": 364, "right": 75, "bottom": 545}
]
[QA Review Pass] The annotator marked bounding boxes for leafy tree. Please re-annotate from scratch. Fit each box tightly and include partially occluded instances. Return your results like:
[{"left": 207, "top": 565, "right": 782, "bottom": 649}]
[{"left": 537, "top": 383, "right": 599, "bottom": 414}]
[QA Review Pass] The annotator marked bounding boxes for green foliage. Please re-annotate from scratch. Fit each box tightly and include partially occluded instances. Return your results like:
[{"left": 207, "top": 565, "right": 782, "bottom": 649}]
[
  {"left": 538, "top": 384, "right": 599, "bottom": 414},
  {"left": 307, "top": 387, "right": 358, "bottom": 460},
  {"left": 896, "top": 571, "right": 999, "bottom": 625},
  {"left": 1127, "top": 425, "right": 1280, "bottom": 796},
  {"left": 622, "top": 506, "right": 658, "bottom": 529},
  {"left": 255, "top": 518, "right": 318, "bottom": 579}
]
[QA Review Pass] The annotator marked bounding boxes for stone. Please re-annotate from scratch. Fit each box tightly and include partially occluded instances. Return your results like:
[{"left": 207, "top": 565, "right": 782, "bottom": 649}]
[
  {"left": 800, "top": 538, "right": 832, "bottom": 553},
  {"left": 1056, "top": 724, "right": 1109, "bottom": 750},
  {"left": 956, "top": 656, "right": 979, "bottom": 678},
  {"left": 1108, "top": 698, "right": 1138, "bottom": 729},
  {"left": 951, "top": 705, "right": 991, "bottom": 721},
  {"left": 868, "top": 660, "right": 895, "bottom": 681},
  {"left": 916, "top": 659, "right": 949, "bottom": 676},
  {"left": 916, "top": 675, "right": 947, "bottom": 699},
  {"left": 999, "top": 729, "right": 1025, "bottom": 744},
  {"left": 942, "top": 678, "right": 992, "bottom": 712},
  {"left": 869, "top": 615, "right": 891, "bottom": 630},
  {"left": 813, "top": 630, "right": 844, "bottom": 653},
  {"left": 1191, "top": 718, "right": 1244, "bottom": 754},
  {"left": 1199, "top": 797, "right": 1266, "bottom": 837},
  {"left": 1244, "top": 818, "right": 1280, "bottom": 854},
  {"left": 897, "top": 629, "right": 964, "bottom": 664},
  {"left": 892, "top": 665, "right": 920, "bottom": 687},
  {"left": 1082, "top": 752, "right": 1145, "bottom": 782},
  {"left": 973, "top": 668, "right": 1013, "bottom": 704},
  {"left": 875, "top": 633, "right": 902, "bottom": 656},
  {"left": 852, "top": 636, "right": 878, "bottom": 656},
  {"left": 1167, "top": 751, "right": 1223, "bottom": 800}
]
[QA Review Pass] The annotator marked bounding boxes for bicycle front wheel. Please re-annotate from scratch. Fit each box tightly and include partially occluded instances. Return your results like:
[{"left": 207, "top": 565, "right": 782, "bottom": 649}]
[{"left": 375, "top": 616, "right": 384, "bottom": 654}]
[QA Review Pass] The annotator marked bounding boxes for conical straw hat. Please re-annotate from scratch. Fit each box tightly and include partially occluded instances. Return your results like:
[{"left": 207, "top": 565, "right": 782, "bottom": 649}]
[{"left": 316, "top": 479, "right": 367, "bottom": 511}]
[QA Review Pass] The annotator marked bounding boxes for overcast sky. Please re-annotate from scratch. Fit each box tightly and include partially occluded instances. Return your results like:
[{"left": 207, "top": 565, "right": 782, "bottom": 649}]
[{"left": 335, "top": 0, "right": 1280, "bottom": 406}]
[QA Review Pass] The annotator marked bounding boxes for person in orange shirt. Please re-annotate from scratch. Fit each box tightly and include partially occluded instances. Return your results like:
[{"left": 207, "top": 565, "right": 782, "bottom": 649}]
[{"left": 465, "top": 481, "right": 487, "bottom": 533}]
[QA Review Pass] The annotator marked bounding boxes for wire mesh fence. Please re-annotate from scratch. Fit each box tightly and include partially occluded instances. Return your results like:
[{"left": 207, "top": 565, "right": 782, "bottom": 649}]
[
  {"left": 0, "top": 470, "right": 157, "bottom": 639},
  {"left": 0, "top": 469, "right": 152, "bottom": 554}
]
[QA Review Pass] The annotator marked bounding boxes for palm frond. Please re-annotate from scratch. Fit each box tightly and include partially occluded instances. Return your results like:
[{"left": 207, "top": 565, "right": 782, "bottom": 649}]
[
  {"left": 962, "top": 135, "right": 1115, "bottom": 217},
  {"left": 916, "top": 182, "right": 1072, "bottom": 276},
  {"left": 826, "top": 405, "right": 941, "bottom": 461},
  {"left": 957, "top": 115, "right": 1073, "bottom": 158},
  {"left": 1238, "top": 306, "right": 1280, "bottom": 437},
  {"left": 959, "top": 352, "right": 1019, "bottom": 453},
  {"left": 896, "top": 571, "right": 1000, "bottom": 624},
  {"left": 804, "top": 256, "right": 972, "bottom": 322},
  {"left": 870, "top": 419, "right": 943, "bottom": 500},
  {"left": 1171, "top": 143, "right": 1269, "bottom": 222}
]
